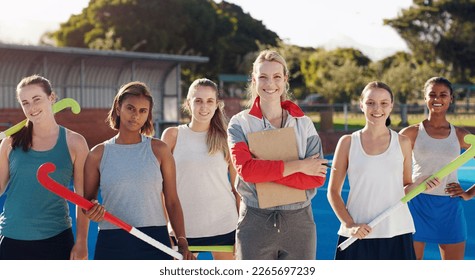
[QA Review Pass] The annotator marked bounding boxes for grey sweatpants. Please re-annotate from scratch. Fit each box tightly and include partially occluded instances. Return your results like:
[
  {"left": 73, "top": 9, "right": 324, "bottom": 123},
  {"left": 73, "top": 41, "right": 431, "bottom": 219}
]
[{"left": 235, "top": 202, "right": 317, "bottom": 260}]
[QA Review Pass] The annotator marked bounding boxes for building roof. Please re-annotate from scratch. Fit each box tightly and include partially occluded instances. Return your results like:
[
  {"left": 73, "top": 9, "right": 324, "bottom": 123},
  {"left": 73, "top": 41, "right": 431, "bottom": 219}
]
[
  {"left": 0, "top": 43, "right": 208, "bottom": 110},
  {"left": 0, "top": 43, "right": 209, "bottom": 64}
]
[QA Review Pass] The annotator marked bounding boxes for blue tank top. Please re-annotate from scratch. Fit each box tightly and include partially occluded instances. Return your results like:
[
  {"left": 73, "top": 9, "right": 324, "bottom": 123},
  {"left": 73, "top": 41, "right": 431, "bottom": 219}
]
[
  {"left": 98, "top": 135, "right": 167, "bottom": 230},
  {"left": 0, "top": 126, "right": 73, "bottom": 240}
]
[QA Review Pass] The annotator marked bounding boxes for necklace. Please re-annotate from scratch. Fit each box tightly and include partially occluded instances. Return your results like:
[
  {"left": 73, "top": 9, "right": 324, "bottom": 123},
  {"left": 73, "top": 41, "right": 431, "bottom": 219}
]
[{"left": 263, "top": 107, "right": 285, "bottom": 128}]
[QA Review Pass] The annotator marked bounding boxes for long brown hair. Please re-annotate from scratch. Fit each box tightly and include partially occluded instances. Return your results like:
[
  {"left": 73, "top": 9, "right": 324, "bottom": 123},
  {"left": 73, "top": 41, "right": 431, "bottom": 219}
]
[
  {"left": 107, "top": 81, "right": 155, "bottom": 136},
  {"left": 12, "top": 75, "right": 54, "bottom": 151},
  {"left": 183, "top": 78, "right": 229, "bottom": 159}
]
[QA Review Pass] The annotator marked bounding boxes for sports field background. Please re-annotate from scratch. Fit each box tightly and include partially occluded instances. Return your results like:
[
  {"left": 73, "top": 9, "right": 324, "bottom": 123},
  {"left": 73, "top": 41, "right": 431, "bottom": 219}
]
[{"left": 312, "top": 156, "right": 475, "bottom": 260}]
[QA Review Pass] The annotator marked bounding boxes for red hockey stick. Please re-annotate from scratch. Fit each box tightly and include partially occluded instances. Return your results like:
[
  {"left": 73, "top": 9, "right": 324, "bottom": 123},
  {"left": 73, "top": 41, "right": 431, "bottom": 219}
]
[{"left": 36, "top": 162, "right": 183, "bottom": 260}]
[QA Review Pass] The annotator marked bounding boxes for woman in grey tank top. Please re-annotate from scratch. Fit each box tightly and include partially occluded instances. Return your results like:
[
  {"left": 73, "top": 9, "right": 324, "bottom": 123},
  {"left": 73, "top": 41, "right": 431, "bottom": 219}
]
[
  {"left": 83, "top": 81, "right": 194, "bottom": 260},
  {"left": 400, "top": 77, "right": 475, "bottom": 260}
]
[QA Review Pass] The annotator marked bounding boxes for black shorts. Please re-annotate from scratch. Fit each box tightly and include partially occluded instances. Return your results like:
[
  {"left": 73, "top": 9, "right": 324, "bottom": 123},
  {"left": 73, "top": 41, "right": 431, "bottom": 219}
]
[
  {"left": 0, "top": 228, "right": 74, "bottom": 260},
  {"left": 94, "top": 226, "right": 173, "bottom": 260},
  {"left": 335, "top": 233, "right": 416, "bottom": 260}
]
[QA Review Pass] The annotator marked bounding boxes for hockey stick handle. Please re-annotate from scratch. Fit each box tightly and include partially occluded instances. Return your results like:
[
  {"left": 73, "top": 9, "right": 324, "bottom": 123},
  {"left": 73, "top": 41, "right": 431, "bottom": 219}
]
[
  {"left": 338, "top": 202, "right": 404, "bottom": 251},
  {"left": 401, "top": 134, "right": 475, "bottom": 203},
  {"left": 52, "top": 98, "right": 81, "bottom": 114},
  {"left": 0, "top": 98, "right": 81, "bottom": 140},
  {"left": 338, "top": 134, "right": 475, "bottom": 251},
  {"left": 173, "top": 245, "right": 234, "bottom": 253},
  {"left": 36, "top": 162, "right": 183, "bottom": 260}
]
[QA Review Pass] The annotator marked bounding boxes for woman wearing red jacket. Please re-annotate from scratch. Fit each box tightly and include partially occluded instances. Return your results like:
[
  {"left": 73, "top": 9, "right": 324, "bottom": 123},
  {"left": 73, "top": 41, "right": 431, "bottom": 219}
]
[{"left": 227, "top": 50, "right": 328, "bottom": 260}]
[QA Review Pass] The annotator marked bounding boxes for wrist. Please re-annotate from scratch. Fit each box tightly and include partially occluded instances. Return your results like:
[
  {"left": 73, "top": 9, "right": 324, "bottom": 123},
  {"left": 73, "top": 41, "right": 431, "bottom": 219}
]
[
  {"left": 344, "top": 220, "right": 356, "bottom": 229},
  {"left": 176, "top": 236, "right": 188, "bottom": 246},
  {"left": 75, "top": 237, "right": 88, "bottom": 244}
]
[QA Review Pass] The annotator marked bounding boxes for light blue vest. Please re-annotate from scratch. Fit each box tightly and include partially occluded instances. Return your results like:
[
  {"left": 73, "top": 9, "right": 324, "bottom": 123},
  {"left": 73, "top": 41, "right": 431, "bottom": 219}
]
[{"left": 98, "top": 136, "right": 167, "bottom": 230}]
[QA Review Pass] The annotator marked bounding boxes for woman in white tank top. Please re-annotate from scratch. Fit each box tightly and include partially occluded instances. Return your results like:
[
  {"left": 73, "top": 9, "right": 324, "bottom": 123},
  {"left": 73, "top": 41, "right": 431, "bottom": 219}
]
[
  {"left": 161, "top": 78, "right": 240, "bottom": 260},
  {"left": 400, "top": 77, "right": 475, "bottom": 260},
  {"left": 327, "top": 81, "right": 440, "bottom": 259}
]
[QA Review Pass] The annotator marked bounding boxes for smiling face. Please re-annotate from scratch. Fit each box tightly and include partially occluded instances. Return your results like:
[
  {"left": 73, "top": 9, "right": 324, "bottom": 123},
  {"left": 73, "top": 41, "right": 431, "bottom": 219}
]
[
  {"left": 360, "top": 87, "right": 393, "bottom": 125},
  {"left": 188, "top": 85, "right": 218, "bottom": 124},
  {"left": 18, "top": 84, "right": 55, "bottom": 124},
  {"left": 253, "top": 60, "right": 288, "bottom": 104},
  {"left": 424, "top": 82, "right": 453, "bottom": 114}
]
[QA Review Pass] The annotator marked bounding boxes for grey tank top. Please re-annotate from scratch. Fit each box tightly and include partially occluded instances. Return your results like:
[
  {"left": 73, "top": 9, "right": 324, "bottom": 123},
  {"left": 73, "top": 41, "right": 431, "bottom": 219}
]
[
  {"left": 98, "top": 135, "right": 167, "bottom": 230},
  {"left": 413, "top": 122, "right": 460, "bottom": 196}
]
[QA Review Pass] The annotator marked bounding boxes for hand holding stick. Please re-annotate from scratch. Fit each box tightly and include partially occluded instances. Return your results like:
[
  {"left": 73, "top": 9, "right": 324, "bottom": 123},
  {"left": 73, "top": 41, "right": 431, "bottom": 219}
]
[
  {"left": 338, "top": 134, "right": 475, "bottom": 251},
  {"left": 36, "top": 162, "right": 183, "bottom": 260}
]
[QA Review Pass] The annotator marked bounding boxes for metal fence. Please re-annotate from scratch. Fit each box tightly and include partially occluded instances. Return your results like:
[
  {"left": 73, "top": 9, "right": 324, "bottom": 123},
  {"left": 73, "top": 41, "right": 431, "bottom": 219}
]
[{"left": 301, "top": 101, "right": 475, "bottom": 132}]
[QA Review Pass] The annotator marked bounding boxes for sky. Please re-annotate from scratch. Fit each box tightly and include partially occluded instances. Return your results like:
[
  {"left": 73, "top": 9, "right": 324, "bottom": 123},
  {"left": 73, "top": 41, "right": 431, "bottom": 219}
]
[{"left": 0, "top": 0, "right": 413, "bottom": 60}]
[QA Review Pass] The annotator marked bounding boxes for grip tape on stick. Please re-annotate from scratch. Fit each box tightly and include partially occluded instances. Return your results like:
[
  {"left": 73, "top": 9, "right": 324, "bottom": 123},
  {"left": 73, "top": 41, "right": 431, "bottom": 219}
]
[{"left": 0, "top": 98, "right": 81, "bottom": 140}]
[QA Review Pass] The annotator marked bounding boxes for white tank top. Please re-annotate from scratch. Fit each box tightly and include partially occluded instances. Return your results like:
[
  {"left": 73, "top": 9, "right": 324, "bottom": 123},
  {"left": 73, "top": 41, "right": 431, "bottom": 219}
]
[
  {"left": 173, "top": 125, "right": 238, "bottom": 237},
  {"left": 337, "top": 129, "right": 415, "bottom": 238},
  {"left": 413, "top": 122, "right": 460, "bottom": 196}
]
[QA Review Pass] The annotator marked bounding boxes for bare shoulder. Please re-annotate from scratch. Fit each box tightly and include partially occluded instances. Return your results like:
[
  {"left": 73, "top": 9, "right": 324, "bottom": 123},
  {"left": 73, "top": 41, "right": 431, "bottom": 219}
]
[
  {"left": 65, "top": 128, "right": 88, "bottom": 148},
  {"left": 151, "top": 137, "right": 169, "bottom": 149},
  {"left": 65, "top": 129, "right": 89, "bottom": 159},
  {"left": 0, "top": 137, "right": 13, "bottom": 155},
  {"left": 0, "top": 137, "right": 12, "bottom": 148},
  {"left": 334, "top": 134, "right": 352, "bottom": 154},
  {"left": 161, "top": 126, "right": 178, "bottom": 139},
  {"left": 90, "top": 142, "right": 105, "bottom": 153},
  {"left": 337, "top": 134, "right": 352, "bottom": 146},
  {"left": 398, "top": 133, "right": 412, "bottom": 148},
  {"left": 455, "top": 126, "right": 470, "bottom": 138},
  {"left": 151, "top": 138, "right": 172, "bottom": 154},
  {"left": 399, "top": 124, "right": 420, "bottom": 142},
  {"left": 160, "top": 126, "right": 179, "bottom": 151},
  {"left": 332, "top": 134, "right": 352, "bottom": 170},
  {"left": 399, "top": 124, "right": 419, "bottom": 136},
  {"left": 151, "top": 138, "right": 173, "bottom": 164},
  {"left": 455, "top": 126, "right": 472, "bottom": 149},
  {"left": 88, "top": 142, "right": 105, "bottom": 162}
]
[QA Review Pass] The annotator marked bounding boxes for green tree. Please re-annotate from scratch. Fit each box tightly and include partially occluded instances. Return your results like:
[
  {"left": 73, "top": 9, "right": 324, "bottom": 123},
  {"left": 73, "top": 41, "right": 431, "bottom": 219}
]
[
  {"left": 252, "top": 41, "right": 318, "bottom": 99},
  {"left": 320, "top": 61, "right": 368, "bottom": 104},
  {"left": 300, "top": 48, "right": 371, "bottom": 103},
  {"left": 48, "top": 0, "right": 280, "bottom": 86},
  {"left": 381, "top": 57, "right": 438, "bottom": 126},
  {"left": 385, "top": 0, "right": 475, "bottom": 83}
]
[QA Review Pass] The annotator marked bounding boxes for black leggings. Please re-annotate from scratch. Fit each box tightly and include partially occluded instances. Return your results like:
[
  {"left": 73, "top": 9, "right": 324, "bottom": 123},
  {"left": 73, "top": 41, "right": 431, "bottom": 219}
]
[{"left": 0, "top": 228, "right": 74, "bottom": 260}]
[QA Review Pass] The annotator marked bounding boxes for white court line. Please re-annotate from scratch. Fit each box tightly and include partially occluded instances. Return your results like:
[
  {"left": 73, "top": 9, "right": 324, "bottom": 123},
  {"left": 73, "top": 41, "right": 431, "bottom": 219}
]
[{"left": 459, "top": 166, "right": 475, "bottom": 170}]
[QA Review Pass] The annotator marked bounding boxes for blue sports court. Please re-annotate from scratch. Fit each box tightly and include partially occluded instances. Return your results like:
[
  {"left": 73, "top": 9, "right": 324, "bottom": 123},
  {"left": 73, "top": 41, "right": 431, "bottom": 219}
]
[
  {"left": 312, "top": 156, "right": 475, "bottom": 260},
  {"left": 0, "top": 156, "right": 473, "bottom": 260}
]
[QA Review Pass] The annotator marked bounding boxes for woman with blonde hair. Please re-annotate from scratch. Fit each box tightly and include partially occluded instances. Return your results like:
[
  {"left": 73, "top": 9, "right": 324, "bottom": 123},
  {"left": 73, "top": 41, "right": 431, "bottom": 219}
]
[{"left": 227, "top": 50, "right": 328, "bottom": 260}]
